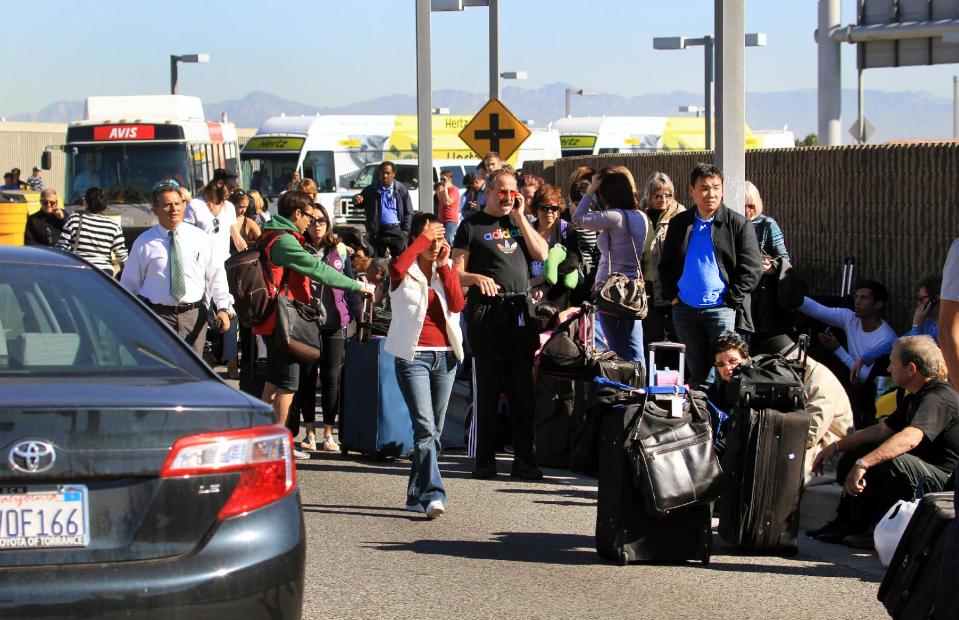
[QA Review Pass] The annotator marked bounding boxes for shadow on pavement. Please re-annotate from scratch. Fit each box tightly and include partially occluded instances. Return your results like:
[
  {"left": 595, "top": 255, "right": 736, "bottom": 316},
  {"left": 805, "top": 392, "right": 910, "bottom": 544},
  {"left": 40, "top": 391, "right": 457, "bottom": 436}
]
[
  {"left": 301, "top": 502, "right": 421, "bottom": 521},
  {"left": 497, "top": 487, "right": 597, "bottom": 500},
  {"left": 703, "top": 557, "right": 883, "bottom": 582},
  {"left": 367, "top": 532, "right": 599, "bottom": 565}
]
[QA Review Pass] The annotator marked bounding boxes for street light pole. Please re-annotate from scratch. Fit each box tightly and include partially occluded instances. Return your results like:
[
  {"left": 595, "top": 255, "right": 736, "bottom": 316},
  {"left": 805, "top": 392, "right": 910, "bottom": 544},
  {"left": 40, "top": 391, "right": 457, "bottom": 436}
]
[
  {"left": 953, "top": 75, "right": 958, "bottom": 139},
  {"left": 489, "top": 0, "right": 499, "bottom": 99},
  {"left": 170, "top": 54, "right": 209, "bottom": 95},
  {"left": 565, "top": 88, "right": 597, "bottom": 117},
  {"left": 704, "top": 36, "right": 714, "bottom": 150},
  {"left": 416, "top": 0, "right": 433, "bottom": 214}
]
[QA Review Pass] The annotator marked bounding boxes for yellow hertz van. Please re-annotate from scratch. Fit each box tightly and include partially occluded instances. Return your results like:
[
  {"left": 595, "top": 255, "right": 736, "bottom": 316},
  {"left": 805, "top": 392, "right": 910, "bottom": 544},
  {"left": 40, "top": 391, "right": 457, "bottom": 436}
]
[{"left": 0, "top": 190, "right": 42, "bottom": 246}]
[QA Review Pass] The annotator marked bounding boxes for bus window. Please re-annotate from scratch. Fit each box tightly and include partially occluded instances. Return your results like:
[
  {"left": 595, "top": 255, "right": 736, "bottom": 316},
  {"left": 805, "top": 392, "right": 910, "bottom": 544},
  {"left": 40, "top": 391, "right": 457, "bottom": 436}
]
[
  {"left": 303, "top": 151, "right": 335, "bottom": 192},
  {"left": 240, "top": 155, "right": 297, "bottom": 197},
  {"left": 66, "top": 143, "right": 191, "bottom": 206}
]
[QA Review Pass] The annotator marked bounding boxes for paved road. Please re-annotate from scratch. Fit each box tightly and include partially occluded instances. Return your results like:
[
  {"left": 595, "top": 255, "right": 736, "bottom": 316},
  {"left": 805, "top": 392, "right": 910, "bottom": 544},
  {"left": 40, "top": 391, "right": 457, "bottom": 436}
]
[
  {"left": 294, "top": 447, "right": 886, "bottom": 620},
  {"left": 218, "top": 369, "right": 885, "bottom": 619}
]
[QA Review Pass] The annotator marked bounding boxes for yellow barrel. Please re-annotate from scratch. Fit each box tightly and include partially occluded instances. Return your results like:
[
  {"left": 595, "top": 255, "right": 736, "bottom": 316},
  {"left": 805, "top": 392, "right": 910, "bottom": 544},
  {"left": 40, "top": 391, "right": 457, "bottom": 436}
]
[{"left": 0, "top": 200, "right": 29, "bottom": 245}]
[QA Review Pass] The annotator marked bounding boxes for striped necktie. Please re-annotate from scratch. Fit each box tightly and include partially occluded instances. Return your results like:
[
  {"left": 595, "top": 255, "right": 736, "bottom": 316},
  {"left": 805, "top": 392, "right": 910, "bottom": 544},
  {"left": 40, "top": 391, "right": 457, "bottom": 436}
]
[{"left": 168, "top": 229, "right": 186, "bottom": 301}]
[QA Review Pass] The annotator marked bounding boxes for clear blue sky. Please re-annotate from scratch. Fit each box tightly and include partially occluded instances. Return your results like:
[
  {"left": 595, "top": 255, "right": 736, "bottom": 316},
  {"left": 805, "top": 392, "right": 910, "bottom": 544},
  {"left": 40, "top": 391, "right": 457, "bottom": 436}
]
[{"left": 2, "top": 0, "right": 956, "bottom": 116}]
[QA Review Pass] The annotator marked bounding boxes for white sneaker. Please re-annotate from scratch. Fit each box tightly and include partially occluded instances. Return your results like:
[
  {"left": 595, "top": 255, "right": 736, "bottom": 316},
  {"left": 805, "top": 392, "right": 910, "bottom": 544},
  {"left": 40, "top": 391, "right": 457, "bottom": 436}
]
[
  {"left": 404, "top": 502, "right": 425, "bottom": 513},
  {"left": 294, "top": 449, "right": 311, "bottom": 461},
  {"left": 426, "top": 500, "right": 445, "bottom": 520}
]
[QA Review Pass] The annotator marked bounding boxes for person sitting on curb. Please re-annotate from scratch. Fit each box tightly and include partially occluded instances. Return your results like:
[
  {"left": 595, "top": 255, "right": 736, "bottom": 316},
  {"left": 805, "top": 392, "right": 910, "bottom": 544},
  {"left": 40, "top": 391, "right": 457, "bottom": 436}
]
[{"left": 807, "top": 335, "right": 959, "bottom": 549}]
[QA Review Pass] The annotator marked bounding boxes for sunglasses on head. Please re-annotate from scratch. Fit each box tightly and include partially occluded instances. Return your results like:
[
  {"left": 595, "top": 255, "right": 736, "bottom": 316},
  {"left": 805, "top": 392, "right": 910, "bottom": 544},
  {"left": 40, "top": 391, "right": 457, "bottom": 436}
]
[{"left": 537, "top": 205, "right": 561, "bottom": 213}]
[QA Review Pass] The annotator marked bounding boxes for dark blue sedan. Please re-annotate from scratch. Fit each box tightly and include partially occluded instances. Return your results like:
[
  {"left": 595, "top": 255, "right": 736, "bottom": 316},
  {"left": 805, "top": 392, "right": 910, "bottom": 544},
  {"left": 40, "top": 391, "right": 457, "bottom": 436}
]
[{"left": 0, "top": 246, "right": 304, "bottom": 619}]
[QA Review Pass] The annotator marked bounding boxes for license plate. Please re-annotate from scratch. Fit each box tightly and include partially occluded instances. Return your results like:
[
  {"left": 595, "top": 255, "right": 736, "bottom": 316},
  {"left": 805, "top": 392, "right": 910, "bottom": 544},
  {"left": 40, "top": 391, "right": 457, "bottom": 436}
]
[{"left": 0, "top": 485, "right": 89, "bottom": 549}]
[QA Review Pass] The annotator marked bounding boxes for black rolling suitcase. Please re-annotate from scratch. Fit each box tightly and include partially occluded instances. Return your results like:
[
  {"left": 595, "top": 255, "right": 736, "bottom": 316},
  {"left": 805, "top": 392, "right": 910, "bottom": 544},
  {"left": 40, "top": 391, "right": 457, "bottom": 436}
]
[
  {"left": 936, "top": 467, "right": 959, "bottom": 620},
  {"left": 595, "top": 401, "right": 712, "bottom": 565},
  {"left": 879, "top": 491, "right": 955, "bottom": 620},
  {"left": 533, "top": 374, "right": 575, "bottom": 468},
  {"left": 718, "top": 405, "right": 810, "bottom": 555},
  {"left": 595, "top": 342, "right": 711, "bottom": 565},
  {"left": 569, "top": 356, "right": 644, "bottom": 476}
]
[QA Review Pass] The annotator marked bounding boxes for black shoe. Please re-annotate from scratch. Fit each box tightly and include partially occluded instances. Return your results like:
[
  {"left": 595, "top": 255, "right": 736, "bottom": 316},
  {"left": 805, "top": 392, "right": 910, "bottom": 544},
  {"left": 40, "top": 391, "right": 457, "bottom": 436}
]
[
  {"left": 843, "top": 529, "right": 876, "bottom": 551},
  {"left": 472, "top": 459, "right": 498, "bottom": 479},
  {"left": 806, "top": 520, "right": 842, "bottom": 540},
  {"left": 510, "top": 460, "right": 544, "bottom": 481}
]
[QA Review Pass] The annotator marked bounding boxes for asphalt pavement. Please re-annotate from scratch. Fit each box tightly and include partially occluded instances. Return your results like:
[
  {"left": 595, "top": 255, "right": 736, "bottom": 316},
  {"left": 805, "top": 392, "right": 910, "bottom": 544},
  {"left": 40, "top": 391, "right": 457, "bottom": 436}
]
[{"left": 220, "top": 369, "right": 887, "bottom": 620}]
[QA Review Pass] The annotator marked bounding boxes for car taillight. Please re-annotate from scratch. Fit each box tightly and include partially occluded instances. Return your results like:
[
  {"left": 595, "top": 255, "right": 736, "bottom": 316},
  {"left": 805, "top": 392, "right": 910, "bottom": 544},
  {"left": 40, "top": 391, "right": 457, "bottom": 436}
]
[{"left": 160, "top": 425, "right": 295, "bottom": 520}]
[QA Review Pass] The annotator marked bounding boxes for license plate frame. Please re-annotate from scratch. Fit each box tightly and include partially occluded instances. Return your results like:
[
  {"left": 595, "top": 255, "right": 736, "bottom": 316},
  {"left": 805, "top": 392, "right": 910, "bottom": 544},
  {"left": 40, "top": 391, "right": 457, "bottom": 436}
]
[{"left": 0, "top": 484, "right": 90, "bottom": 549}]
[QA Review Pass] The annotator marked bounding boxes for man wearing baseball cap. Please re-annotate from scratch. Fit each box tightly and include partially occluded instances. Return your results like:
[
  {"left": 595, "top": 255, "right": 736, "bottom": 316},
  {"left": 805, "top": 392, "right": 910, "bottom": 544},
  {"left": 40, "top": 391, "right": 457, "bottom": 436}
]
[{"left": 26, "top": 167, "right": 43, "bottom": 191}]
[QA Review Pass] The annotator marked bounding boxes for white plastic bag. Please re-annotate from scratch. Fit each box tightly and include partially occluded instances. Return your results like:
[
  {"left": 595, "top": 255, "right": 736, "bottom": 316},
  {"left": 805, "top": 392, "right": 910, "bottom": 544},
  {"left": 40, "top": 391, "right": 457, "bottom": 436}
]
[{"left": 874, "top": 498, "right": 919, "bottom": 567}]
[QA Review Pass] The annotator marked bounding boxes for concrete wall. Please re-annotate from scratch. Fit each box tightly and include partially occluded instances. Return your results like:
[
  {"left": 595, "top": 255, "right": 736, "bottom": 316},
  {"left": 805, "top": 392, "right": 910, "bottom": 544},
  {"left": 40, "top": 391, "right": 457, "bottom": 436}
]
[
  {"left": 0, "top": 122, "right": 67, "bottom": 196},
  {"left": 523, "top": 143, "right": 959, "bottom": 331}
]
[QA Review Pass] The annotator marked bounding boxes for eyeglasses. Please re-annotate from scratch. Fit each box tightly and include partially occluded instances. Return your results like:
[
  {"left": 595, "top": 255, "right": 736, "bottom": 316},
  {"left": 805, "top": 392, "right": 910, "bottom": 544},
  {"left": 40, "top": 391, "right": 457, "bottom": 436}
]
[
  {"left": 652, "top": 193, "right": 673, "bottom": 200},
  {"left": 212, "top": 217, "right": 220, "bottom": 234},
  {"left": 41, "top": 200, "right": 58, "bottom": 207},
  {"left": 537, "top": 205, "right": 561, "bottom": 213},
  {"left": 497, "top": 189, "right": 519, "bottom": 199}
]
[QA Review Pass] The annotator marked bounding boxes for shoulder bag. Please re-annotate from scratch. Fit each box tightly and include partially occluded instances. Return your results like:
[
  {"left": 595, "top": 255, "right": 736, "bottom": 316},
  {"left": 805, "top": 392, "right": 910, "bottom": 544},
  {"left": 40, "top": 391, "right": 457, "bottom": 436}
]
[
  {"left": 70, "top": 214, "right": 85, "bottom": 253},
  {"left": 625, "top": 389, "right": 726, "bottom": 518},
  {"left": 595, "top": 211, "right": 648, "bottom": 320}
]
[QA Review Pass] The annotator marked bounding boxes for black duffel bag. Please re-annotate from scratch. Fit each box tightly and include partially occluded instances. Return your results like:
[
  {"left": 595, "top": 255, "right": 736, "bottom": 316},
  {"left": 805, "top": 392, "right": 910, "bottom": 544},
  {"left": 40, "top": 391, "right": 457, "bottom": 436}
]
[
  {"left": 274, "top": 294, "right": 323, "bottom": 363},
  {"left": 725, "top": 353, "right": 806, "bottom": 412},
  {"left": 626, "top": 390, "right": 726, "bottom": 518}
]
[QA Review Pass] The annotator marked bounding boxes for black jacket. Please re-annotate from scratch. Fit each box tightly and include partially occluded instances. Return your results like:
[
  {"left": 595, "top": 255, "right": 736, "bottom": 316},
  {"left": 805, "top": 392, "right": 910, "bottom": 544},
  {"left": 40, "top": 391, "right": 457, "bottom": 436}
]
[
  {"left": 24, "top": 210, "right": 65, "bottom": 247},
  {"left": 359, "top": 182, "right": 413, "bottom": 238},
  {"left": 658, "top": 204, "right": 762, "bottom": 331}
]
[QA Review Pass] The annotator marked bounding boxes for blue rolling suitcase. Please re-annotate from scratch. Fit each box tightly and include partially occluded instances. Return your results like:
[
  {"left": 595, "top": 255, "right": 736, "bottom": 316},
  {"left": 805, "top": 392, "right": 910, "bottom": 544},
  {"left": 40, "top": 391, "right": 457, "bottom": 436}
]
[{"left": 340, "top": 336, "right": 413, "bottom": 459}]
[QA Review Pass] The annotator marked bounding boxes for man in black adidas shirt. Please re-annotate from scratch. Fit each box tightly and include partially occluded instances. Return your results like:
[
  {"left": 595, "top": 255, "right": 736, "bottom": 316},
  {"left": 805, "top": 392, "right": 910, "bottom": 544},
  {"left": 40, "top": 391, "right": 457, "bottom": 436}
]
[{"left": 453, "top": 170, "right": 549, "bottom": 480}]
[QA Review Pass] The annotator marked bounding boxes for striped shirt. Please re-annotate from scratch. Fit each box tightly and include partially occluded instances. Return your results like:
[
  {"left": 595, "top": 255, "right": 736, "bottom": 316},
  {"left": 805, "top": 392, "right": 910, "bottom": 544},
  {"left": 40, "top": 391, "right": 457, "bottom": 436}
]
[{"left": 56, "top": 213, "right": 128, "bottom": 272}]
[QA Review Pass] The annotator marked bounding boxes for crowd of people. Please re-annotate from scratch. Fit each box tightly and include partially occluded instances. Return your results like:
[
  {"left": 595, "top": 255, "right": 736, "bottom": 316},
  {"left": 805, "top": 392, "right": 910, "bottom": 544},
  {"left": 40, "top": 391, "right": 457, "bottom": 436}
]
[{"left": 19, "top": 153, "right": 959, "bottom": 539}]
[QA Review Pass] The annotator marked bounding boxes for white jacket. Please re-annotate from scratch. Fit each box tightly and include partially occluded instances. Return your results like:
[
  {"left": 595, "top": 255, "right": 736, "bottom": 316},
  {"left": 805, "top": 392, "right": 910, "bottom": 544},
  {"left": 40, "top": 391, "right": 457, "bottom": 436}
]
[{"left": 384, "top": 258, "right": 464, "bottom": 362}]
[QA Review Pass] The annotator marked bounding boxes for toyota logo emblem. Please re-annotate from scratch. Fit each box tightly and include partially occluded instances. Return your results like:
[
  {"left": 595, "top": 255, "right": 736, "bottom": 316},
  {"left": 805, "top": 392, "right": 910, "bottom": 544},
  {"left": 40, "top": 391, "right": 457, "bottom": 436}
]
[{"left": 8, "top": 440, "right": 56, "bottom": 474}]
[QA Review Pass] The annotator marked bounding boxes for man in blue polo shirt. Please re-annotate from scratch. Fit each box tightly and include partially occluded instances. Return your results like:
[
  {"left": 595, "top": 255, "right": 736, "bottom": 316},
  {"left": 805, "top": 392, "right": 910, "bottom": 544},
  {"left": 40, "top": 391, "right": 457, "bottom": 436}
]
[{"left": 659, "top": 163, "right": 763, "bottom": 388}]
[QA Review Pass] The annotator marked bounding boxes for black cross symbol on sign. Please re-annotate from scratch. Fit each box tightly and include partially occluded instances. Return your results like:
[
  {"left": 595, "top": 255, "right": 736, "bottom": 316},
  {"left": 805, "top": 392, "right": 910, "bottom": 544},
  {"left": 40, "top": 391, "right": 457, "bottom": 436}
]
[{"left": 473, "top": 113, "right": 515, "bottom": 154}]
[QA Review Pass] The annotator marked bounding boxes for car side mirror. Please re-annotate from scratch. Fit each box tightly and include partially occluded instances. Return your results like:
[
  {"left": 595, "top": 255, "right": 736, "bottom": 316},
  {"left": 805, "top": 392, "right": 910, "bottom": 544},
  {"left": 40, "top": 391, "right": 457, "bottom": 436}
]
[{"left": 41, "top": 151, "right": 52, "bottom": 171}]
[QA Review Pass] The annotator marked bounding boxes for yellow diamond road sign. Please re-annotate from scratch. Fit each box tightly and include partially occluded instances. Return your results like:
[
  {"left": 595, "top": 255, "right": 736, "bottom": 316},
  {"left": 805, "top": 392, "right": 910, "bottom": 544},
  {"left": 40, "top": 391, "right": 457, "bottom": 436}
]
[{"left": 458, "top": 98, "right": 531, "bottom": 162}]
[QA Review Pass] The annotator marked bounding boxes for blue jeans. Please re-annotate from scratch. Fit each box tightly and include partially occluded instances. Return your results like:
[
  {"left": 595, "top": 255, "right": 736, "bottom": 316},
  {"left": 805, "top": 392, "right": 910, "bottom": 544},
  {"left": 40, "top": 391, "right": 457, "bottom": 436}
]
[
  {"left": 443, "top": 221, "right": 458, "bottom": 245},
  {"left": 395, "top": 350, "right": 458, "bottom": 508},
  {"left": 598, "top": 312, "right": 645, "bottom": 365},
  {"left": 670, "top": 302, "right": 736, "bottom": 389}
]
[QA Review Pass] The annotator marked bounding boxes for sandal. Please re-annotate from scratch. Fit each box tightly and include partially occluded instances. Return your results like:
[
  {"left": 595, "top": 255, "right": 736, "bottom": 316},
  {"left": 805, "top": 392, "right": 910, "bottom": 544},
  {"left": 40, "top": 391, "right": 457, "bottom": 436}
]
[{"left": 320, "top": 436, "right": 340, "bottom": 452}]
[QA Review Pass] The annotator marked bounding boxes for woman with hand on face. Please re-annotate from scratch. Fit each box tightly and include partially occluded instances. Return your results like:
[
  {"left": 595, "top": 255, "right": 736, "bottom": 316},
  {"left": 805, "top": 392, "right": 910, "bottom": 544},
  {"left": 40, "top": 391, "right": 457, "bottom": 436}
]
[
  {"left": 573, "top": 166, "right": 649, "bottom": 363},
  {"left": 289, "top": 203, "right": 359, "bottom": 454},
  {"left": 528, "top": 184, "right": 582, "bottom": 315},
  {"left": 385, "top": 213, "right": 465, "bottom": 519}
]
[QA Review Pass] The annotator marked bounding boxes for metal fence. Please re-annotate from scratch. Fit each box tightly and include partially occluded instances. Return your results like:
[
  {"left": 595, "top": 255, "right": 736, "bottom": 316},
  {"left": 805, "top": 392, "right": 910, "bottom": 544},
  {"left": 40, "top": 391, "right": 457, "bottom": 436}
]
[{"left": 524, "top": 143, "right": 959, "bottom": 331}]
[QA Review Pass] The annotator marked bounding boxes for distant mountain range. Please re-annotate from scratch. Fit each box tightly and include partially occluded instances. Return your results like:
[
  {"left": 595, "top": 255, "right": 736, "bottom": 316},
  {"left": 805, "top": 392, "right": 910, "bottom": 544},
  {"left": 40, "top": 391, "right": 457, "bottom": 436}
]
[{"left": 9, "top": 82, "right": 953, "bottom": 144}]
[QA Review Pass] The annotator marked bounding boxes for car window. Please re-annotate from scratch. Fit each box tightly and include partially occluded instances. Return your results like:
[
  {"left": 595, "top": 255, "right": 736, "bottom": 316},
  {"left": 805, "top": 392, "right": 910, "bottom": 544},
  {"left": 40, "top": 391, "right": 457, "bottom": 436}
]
[{"left": 0, "top": 265, "right": 206, "bottom": 377}]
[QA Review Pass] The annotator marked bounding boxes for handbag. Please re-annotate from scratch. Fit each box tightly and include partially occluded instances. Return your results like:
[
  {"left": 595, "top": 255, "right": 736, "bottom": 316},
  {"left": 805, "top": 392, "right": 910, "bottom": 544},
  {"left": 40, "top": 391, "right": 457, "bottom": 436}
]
[
  {"left": 539, "top": 303, "right": 615, "bottom": 379},
  {"left": 595, "top": 211, "right": 648, "bottom": 320},
  {"left": 626, "top": 390, "right": 726, "bottom": 518},
  {"left": 274, "top": 293, "right": 323, "bottom": 363}
]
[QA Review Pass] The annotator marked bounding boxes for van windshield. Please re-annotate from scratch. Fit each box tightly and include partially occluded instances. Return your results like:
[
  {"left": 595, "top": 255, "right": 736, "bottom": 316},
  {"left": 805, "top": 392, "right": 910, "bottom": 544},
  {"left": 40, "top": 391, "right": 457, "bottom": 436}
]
[
  {"left": 66, "top": 143, "right": 191, "bottom": 206},
  {"left": 353, "top": 163, "right": 420, "bottom": 190},
  {"left": 240, "top": 155, "right": 298, "bottom": 197}
]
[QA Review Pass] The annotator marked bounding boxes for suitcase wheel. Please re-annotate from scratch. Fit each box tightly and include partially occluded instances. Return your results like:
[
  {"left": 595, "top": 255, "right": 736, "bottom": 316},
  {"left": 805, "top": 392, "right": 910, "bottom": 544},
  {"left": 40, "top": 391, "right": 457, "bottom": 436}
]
[
  {"left": 618, "top": 550, "right": 629, "bottom": 566},
  {"left": 791, "top": 395, "right": 801, "bottom": 410},
  {"left": 741, "top": 393, "right": 752, "bottom": 408}
]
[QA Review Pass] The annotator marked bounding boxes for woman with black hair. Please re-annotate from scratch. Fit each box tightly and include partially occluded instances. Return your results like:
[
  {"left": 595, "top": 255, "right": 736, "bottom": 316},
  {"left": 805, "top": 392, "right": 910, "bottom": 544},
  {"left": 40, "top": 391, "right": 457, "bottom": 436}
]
[
  {"left": 289, "top": 202, "right": 360, "bottom": 454},
  {"left": 56, "top": 186, "right": 127, "bottom": 276}
]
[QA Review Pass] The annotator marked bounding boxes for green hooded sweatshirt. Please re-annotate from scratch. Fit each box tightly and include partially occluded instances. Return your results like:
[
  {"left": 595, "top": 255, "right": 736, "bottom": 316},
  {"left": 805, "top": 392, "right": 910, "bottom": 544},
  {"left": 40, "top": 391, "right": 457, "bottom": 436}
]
[{"left": 261, "top": 215, "right": 362, "bottom": 292}]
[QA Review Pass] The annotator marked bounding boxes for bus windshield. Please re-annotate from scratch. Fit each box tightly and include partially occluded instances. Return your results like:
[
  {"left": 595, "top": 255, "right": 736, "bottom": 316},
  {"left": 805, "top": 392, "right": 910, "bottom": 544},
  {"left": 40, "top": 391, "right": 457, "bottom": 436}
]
[
  {"left": 240, "top": 154, "right": 298, "bottom": 198},
  {"left": 66, "top": 143, "right": 191, "bottom": 206}
]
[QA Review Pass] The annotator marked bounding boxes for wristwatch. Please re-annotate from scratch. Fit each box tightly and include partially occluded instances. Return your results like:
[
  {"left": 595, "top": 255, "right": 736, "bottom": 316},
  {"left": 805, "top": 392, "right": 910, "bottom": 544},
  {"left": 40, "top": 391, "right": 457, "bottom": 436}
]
[{"left": 853, "top": 458, "right": 868, "bottom": 471}]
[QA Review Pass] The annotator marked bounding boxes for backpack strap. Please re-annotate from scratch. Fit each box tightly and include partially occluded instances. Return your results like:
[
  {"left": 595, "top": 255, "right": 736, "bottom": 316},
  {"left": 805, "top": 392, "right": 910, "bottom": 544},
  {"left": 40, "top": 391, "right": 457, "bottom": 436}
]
[{"left": 258, "top": 229, "right": 303, "bottom": 294}]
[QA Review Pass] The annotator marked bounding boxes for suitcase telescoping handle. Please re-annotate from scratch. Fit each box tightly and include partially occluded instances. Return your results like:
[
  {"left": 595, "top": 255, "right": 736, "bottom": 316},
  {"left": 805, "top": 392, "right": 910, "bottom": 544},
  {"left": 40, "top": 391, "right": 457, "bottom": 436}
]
[
  {"left": 840, "top": 256, "right": 856, "bottom": 297},
  {"left": 648, "top": 341, "right": 686, "bottom": 388}
]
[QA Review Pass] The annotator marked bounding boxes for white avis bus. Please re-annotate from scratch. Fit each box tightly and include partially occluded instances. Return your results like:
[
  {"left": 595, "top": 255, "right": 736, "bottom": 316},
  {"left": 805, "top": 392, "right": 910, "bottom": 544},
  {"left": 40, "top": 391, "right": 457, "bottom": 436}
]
[{"left": 46, "top": 95, "right": 241, "bottom": 242}]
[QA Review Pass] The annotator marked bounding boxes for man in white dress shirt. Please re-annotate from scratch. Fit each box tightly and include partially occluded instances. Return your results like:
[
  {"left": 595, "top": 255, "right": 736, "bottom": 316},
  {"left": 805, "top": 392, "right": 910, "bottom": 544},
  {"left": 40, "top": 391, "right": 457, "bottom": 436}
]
[{"left": 121, "top": 184, "right": 234, "bottom": 356}]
